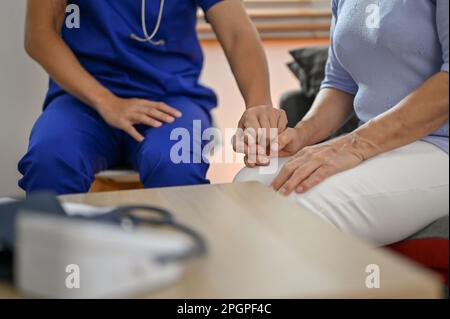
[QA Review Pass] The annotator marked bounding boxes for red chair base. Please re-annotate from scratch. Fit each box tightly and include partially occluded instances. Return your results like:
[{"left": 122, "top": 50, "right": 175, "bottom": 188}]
[{"left": 388, "top": 238, "right": 449, "bottom": 284}]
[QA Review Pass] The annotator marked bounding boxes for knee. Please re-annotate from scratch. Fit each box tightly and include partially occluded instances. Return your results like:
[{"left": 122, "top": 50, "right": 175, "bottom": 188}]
[
  {"left": 233, "top": 155, "right": 378, "bottom": 244},
  {"left": 233, "top": 162, "right": 369, "bottom": 241},
  {"left": 234, "top": 167, "right": 272, "bottom": 186},
  {"left": 20, "top": 137, "right": 60, "bottom": 172},
  {"left": 234, "top": 157, "right": 379, "bottom": 244},
  {"left": 234, "top": 157, "right": 291, "bottom": 186},
  {"left": 138, "top": 145, "right": 209, "bottom": 188},
  {"left": 18, "top": 136, "right": 93, "bottom": 193}
]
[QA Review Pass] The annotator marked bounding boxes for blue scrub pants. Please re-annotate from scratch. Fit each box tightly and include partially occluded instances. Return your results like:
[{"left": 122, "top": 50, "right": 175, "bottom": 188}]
[{"left": 18, "top": 94, "right": 212, "bottom": 195}]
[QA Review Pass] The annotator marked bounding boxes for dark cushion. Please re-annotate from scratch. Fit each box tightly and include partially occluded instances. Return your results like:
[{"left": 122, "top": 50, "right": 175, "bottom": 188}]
[
  {"left": 279, "top": 91, "right": 316, "bottom": 128},
  {"left": 283, "top": 45, "right": 359, "bottom": 137},
  {"left": 288, "top": 46, "right": 329, "bottom": 98}
]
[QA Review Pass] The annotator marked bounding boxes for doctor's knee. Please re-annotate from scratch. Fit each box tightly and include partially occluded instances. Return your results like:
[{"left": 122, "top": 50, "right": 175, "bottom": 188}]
[{"left": 138, "top": 146, "right": 209, "bottom": 188}]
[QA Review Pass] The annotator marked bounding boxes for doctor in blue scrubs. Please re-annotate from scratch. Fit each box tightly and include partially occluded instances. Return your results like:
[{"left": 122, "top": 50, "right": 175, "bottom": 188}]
[{"left": 19, "top": 0, "right": 287, "bottom": 194}]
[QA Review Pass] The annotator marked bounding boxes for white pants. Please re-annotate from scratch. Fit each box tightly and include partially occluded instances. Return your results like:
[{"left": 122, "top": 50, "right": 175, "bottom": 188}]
[{"left": 234, "top": 141, "right": 449, "bottom": 246}]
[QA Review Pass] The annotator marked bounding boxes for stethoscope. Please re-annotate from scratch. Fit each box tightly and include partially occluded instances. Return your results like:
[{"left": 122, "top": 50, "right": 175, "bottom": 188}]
[
  {"left": 93, "top": 205, "right": 208, "bottom": 264},
  {"left": 130, "top": 0, "right": 166, "bottom": 46}
]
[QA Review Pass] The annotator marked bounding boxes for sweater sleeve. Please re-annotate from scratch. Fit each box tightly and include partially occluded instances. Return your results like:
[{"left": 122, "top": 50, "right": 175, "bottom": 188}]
[
  {"left": 436, "top": 0, "right": 449, "bottom": 72},
  {"left": 321, "top": 0, "right": 359, "bottom": 95}
]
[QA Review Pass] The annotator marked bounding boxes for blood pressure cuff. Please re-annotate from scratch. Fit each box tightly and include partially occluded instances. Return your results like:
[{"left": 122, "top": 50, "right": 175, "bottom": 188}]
[
  {"left": 0, "top": 193, "right": 65, "bottom": 280},
  {"left": 0, "top": 194, "right": 66, "bottom": 250},
  {"left": 0, "top": 193, "right": 207, "bottom": 281}
]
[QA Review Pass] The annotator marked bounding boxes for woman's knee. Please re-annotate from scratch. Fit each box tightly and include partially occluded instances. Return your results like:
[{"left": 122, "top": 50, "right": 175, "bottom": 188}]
[
  {"left": 291, "top": 163, "right": 449, "bottom": 247},
  {"left": 234, "top": 157, "right": 291, "bottom": 186},
  {"left": 233, "top": 162, "right": 373, "bottom": 242},
  {"left": 233, "top": 156, "right": 422, "bottom": 246}
]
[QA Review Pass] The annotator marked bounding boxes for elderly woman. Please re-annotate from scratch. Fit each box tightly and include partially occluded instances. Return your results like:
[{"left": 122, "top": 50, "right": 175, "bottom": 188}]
[{"left": 236, "top": 0, "right": 449, "bottom": 246}]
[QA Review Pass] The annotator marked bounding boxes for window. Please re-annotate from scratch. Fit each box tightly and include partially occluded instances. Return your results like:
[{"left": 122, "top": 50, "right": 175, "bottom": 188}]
[{"left": 198, "top": 0, "right": 332, "bottom": 40}]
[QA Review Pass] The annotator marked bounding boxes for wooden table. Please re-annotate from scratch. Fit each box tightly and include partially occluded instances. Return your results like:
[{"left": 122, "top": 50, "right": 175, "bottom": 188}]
[{"left": 0, "top": 182, "right": 442, "bottom": 298}]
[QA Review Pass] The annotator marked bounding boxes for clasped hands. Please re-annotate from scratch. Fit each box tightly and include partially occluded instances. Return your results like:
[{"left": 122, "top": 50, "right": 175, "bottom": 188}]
[{"left": 232, "top": 106, "right": 364, "bottom": 196}]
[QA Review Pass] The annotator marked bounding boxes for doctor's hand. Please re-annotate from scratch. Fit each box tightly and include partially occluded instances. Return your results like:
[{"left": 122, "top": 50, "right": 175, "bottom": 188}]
[
  {"left": 232, "top": 106, "right": 288, "bottom": 167},
  {"left": 272, "top": 135, "right": 364, "bottom": 196},
  {"left": 96, "top": 96, "right": 182, "bottom": 143}
]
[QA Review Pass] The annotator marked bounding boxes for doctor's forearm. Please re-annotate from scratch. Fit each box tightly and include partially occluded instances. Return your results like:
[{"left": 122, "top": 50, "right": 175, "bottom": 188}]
[
  {"left": 26, "top": 32, "right": 113, "bottom": 111},
  {"left": 25, "top": 0, "right": 114, "bottom": 112},
  {"left": 207, "top": 0, "right": 272, "bottom": 108},
  {"left": 228, "top": 34, "right": 273, "bottom": 109}
]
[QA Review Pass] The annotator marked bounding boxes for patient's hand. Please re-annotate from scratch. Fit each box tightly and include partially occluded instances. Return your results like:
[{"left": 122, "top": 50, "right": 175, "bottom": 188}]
[
  {"left": 271, "top": 127, "right": 309, "bottom": 157},
  {"left": 272, "top": 135, "right": 364, "bottom": 195},
  {"left": 236, "top": 126, "right": 308, "bottom": 167},
  {"left": 232, "top": 106, "right": 288, "bottom": 167}
]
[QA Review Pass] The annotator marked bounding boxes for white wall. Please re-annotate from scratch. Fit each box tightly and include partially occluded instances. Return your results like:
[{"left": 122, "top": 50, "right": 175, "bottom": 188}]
[{"left": 0, "top": 1, "right": 48, "bottom": 196}]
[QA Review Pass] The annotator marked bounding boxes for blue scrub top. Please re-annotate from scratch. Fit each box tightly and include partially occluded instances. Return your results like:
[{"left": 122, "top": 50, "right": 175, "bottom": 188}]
[{"left": 44, "top": 0, "right": 224, "bottom": 112}]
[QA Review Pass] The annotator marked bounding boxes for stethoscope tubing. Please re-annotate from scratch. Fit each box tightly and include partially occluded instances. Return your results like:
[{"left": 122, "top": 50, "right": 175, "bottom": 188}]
[{"left": 108, "top": 205, "right": 208, "bottom": 263}]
